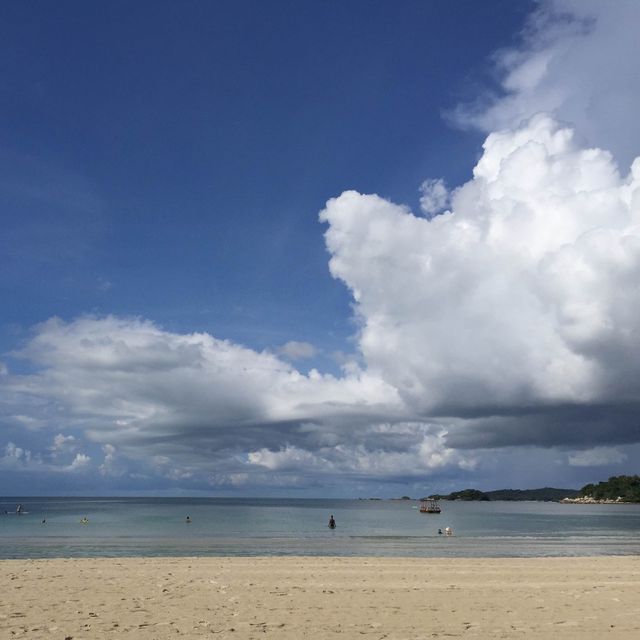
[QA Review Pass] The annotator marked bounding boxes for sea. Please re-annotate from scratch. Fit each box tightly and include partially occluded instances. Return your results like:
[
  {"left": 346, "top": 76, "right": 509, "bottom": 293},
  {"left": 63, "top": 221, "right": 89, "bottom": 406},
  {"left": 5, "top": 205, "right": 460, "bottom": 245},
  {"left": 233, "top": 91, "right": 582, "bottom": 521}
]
[{"left": 1, "top": 497, "right": 639, "bottom": 559}]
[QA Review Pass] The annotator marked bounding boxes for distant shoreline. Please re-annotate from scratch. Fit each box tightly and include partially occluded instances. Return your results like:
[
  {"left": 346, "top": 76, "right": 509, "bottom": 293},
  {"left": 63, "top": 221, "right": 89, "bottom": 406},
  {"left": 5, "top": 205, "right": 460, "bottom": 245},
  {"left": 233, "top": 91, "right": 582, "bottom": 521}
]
[{"left": 560, "top": 496, "right": 640, "bottom": 505}]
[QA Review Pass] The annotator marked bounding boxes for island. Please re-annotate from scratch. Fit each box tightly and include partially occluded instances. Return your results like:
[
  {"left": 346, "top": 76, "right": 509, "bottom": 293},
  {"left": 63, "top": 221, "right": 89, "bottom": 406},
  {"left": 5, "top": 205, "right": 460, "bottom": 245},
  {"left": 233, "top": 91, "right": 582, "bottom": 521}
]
[
  {"left": 421, "top": 476, "right": 640, "bottom": 503},
  {"left": 561, "top": 475, "right": 640, "bottom": 504},
  {"left": 423, "top": 487, "right": 580, "bottom": 502}
]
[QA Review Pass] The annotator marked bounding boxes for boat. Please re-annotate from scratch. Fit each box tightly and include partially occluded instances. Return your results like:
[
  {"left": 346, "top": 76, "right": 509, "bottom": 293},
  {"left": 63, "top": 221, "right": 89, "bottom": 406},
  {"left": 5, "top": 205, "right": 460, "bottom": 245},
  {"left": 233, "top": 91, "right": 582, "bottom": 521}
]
[{"left": 419, "top": 499, "right": 441, "bottom": 514}]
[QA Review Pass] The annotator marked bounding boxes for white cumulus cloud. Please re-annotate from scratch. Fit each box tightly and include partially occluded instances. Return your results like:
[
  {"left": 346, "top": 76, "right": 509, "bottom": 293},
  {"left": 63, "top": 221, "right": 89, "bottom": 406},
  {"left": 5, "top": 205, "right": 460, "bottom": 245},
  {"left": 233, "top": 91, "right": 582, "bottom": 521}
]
[
  {"left": 321, "top": 114, "right": 640, "bottom": 447},
  {"left": 66, "top": 453, "right": 91, "bottom": 472}
]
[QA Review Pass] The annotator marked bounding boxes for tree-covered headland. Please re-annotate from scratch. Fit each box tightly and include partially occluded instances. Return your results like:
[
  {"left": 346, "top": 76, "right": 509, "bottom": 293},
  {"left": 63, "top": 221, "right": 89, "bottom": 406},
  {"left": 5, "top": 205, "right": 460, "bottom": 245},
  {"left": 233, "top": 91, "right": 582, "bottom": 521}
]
[{"left": 580, "top": 475, "right": 640, "bottom": 502}]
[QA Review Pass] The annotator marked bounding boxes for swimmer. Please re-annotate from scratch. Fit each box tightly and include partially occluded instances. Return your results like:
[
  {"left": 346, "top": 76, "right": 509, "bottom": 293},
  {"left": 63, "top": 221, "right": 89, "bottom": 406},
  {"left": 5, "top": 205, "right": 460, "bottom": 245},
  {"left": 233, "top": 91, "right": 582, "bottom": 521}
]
[
  {"left": 328, "top": 515, "right": 336, "bottom": 529},
  {"left": 186, "top": 516, "right": 191, "bottom": 523}
]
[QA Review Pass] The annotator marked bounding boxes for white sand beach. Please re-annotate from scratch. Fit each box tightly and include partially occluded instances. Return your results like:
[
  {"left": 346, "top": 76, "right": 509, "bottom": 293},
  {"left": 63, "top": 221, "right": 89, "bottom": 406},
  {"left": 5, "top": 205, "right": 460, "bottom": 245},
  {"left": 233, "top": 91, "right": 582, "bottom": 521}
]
[{"left": 2, "top": 556, "right": 639, "bottom": 638}]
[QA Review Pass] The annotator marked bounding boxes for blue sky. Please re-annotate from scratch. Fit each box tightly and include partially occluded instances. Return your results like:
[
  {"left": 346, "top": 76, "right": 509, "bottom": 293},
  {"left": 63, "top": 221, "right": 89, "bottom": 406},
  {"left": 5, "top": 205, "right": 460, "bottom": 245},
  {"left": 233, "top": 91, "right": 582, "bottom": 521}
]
[
  {"left": 2, "top": 0, "right": 640, "bottom": 496},
  {"left": 1, "top": 0, "right": 529, "bottom": 364}
]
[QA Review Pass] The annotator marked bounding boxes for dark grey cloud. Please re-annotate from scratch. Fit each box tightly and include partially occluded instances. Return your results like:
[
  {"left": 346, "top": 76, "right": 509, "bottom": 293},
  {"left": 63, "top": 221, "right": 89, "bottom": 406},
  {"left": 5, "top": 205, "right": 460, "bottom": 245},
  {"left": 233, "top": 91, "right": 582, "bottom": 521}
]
[{"left": 444, "top": 404, "right": 640, "bottom": 450}]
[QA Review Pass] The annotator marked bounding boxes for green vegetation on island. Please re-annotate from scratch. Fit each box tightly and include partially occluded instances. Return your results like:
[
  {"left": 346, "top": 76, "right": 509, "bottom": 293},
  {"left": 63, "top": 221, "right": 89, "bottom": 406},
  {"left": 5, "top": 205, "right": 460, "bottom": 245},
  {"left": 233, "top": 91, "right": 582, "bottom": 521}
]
[
  {"left": 425, "top": 489, "right": 491, "bottom": 501},
  {"left": 579, "top": 475, "right": 640, "bottom": 502},
  {"left": 486, "top": 488, "right": 580, "bottom": 501},
  {"left": 423, "top": 487, "right": 580, "bottom": 502},
  {"left": 419, "top": 477, "right": 640, "bottom": 503}
]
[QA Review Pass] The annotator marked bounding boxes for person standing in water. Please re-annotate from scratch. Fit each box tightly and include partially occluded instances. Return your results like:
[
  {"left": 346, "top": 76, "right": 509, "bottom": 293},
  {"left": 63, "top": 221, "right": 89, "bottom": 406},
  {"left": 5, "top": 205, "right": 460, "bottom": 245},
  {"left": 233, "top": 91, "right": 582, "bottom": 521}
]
[{"left": 328, "top": 515, "right": 336, "bottom": 528}]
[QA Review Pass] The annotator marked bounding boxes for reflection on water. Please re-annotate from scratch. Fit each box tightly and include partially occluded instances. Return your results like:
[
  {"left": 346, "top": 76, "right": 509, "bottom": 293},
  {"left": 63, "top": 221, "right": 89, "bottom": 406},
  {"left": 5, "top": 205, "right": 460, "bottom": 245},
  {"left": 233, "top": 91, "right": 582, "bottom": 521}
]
[{"left": 1, "top": 497, "right": 639, "bottom": 559}]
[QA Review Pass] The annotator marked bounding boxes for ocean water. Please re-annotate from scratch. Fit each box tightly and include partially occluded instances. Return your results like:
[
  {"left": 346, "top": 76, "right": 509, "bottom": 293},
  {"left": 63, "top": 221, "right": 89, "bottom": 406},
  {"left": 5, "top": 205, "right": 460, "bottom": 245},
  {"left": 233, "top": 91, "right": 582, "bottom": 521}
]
[{"left": 1, "top": 497, "right": 639, "bottom": 559}]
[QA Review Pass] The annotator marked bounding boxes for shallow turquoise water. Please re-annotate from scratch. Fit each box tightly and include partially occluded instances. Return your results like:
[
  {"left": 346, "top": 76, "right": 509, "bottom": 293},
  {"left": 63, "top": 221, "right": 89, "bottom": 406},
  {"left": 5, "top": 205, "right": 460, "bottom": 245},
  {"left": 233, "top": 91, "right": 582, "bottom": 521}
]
[{"left": 1, "top": 497, "right": 639, "bottom": 558}]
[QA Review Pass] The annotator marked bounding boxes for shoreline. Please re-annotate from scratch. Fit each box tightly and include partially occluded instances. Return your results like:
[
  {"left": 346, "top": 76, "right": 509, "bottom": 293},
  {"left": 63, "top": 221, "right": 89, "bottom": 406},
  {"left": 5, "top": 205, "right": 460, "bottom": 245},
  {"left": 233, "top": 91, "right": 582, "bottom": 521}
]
[
  {"left": 2, "top": 555, "right": 639, "bottom": 638},
  {"left": 560, "top": 497, "right": 638, "bottom": 504}
]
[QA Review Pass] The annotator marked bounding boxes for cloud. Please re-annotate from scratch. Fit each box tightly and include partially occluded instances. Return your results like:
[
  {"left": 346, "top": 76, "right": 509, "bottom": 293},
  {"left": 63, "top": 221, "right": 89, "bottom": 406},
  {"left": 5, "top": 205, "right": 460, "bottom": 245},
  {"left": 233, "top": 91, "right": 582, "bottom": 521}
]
[
  {"left": 2, "top": 442, "right": 32, "bottom": 466},
  {"left": 1, "top": 436, "right": 96, "bottom": 475},
  {"left": 278, "top": 341, "right": 318, "bottom": 360},
  {"left": 4, "top": 315, "right": 431, "bottom": 486},
  {"left": 2, "top": 314, "right": 483, "bottom": 487},
  {"left": 4, "top": 1, "right": 640, "bottom": 493},
  {"left": 5, "top": 111, "right": 640, "bottom": 489},
  {"left": 248, "top": 445, "right": 322, "bottom": 471},
  {"left": 51, "top": 434, "right": 76, "bottom": 454},
  {"left": 66, "top": 453, "right": 91, "bottom": 472},
  {"left": 419, "top": 179, "right": 449, "bottom": 218},
  {"left": 568, "top": 447, "right": 627, "bottom": 467},
  {"left": 248, "top": 423, "right": 475, "bottom": 478},
  {"left": 9, "top": 415, "right": 46, "bottom": 430},
  {"left": 11, "top": 316, "right": 400, "bottom": 434},
  {"left": 99, "top": 444, "right": 127, "bottom": 477},
  {"left": 320, "top": 114, "right": 640, "bottom": 448},
  {"left": 451, "top": 0, "right": 640, "bottom": 168}
]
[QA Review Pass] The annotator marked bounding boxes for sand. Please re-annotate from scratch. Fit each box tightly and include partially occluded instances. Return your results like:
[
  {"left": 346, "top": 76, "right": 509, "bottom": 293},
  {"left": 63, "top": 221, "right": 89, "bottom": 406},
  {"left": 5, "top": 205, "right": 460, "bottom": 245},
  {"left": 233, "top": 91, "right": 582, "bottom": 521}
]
[{"left": 1, "top": 556, "right": 639, "bottom": 639}]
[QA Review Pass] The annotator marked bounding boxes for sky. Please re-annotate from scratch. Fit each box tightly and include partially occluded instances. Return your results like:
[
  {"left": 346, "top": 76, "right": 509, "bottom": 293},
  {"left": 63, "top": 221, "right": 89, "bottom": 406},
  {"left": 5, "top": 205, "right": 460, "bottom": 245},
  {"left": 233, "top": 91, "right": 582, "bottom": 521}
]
[{"left": 1, "top": 0, "right": 639, "bottom": 497}]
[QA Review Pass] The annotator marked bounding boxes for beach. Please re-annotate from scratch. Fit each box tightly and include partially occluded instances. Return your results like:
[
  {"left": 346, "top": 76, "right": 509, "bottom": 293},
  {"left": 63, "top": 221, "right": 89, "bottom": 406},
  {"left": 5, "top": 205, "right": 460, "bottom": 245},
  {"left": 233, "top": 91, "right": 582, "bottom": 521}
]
[{"left": 2, "top": 556, "right": 639, "bottom": 639}]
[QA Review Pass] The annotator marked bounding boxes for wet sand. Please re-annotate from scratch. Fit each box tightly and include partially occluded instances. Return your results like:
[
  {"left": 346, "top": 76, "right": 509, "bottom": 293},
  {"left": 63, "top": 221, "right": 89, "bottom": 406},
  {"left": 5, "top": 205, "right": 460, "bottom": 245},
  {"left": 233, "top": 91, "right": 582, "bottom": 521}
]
[{"left": 2, "top": 556, "right": 639, "bottom": 638}]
